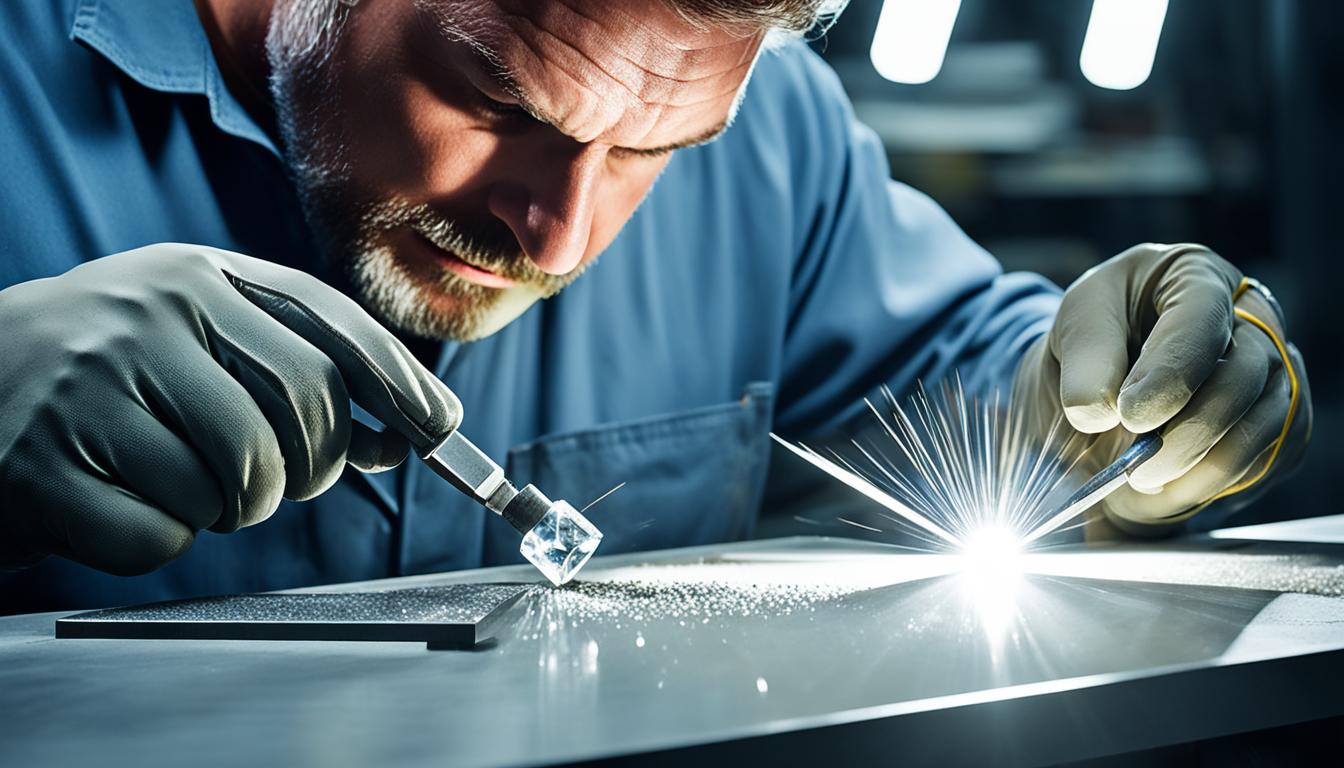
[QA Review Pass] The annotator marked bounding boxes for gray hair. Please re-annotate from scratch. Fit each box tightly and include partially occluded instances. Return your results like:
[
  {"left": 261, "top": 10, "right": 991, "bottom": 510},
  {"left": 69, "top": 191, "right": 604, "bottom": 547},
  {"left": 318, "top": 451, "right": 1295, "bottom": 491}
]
[{"left": 665, "top": 0, "right": 850, "bottom": 42}]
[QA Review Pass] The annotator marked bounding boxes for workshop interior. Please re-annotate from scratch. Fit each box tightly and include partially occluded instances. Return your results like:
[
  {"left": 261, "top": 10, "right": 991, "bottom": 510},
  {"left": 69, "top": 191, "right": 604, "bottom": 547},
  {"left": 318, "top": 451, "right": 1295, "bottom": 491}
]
[{"left": 2, "top": 1, "right": 1342, "bottom": 767}]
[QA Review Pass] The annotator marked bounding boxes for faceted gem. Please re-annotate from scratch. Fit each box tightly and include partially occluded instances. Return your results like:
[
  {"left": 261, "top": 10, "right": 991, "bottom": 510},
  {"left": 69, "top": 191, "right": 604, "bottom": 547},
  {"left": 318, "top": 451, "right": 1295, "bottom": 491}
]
[{"left": 519, "top": 501, "right": 603, "bottom": 586}]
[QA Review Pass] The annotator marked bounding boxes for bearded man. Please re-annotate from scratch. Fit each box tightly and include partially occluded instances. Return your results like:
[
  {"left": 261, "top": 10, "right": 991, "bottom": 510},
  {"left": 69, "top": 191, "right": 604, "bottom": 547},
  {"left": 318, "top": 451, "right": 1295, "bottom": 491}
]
[{"left": 0, "top": 0, "right": 1310, "bottom": 612}]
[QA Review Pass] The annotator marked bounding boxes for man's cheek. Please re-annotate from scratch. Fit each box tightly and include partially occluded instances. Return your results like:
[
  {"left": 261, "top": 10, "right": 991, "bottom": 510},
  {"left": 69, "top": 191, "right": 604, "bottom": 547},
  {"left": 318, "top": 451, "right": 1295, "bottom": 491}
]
[
  {"left": 588, "top": 160, "right": 671, "bottom": 256},
  {"left": 340, "top": 79, "right": 488, "bottom": 200},
  {"left": 347, "top": 68, "right": 422, "bottom": 181},
  {"left": 335, "top": 13, "right": 479, "bottom": 196}
]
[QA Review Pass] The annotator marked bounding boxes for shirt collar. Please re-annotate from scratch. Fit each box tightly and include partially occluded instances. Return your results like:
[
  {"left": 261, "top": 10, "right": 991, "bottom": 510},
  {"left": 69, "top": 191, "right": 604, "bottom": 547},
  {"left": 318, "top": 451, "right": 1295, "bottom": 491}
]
[{"left": 70, "top": 0, "right": 280, "bottom": 156}]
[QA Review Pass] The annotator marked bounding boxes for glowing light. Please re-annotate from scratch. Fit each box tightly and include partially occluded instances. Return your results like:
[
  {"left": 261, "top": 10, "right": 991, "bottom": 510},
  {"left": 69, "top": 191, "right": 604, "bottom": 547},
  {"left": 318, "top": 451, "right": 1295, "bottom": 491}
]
[
  {"left": 1080, "top": 0, "right": 1169, "bottom": 90},
  {"left": 959, "top": 525, "right": 1024, "bottom": 579},
  {"left": 958, "top": 526, "right": 1024, "bottom": 642},
  {"left": 755, "top": 677, "right": 769, "bottom": 694},
  {"left": 870, "top": 0, "right": 962, "bottom": 85}
]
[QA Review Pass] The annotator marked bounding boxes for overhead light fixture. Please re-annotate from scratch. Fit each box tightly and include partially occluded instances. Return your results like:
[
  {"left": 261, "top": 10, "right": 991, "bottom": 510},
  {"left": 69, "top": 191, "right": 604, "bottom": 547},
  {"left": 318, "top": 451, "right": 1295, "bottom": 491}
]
[
  {"left": 1080, "top": 0, "right": 1169, "bottom": 90},
  {"left": 870, "top": 0, "right": 963, "bottom": 85}
]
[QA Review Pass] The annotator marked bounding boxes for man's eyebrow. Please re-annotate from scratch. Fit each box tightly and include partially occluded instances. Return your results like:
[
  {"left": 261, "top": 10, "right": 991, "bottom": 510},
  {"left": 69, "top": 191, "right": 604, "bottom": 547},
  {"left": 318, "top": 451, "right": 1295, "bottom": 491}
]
[
  {"left": 466, "top": 50, "right": 729, "bottom": 157},
  {"left": 466, "top": 51, "right": 555, "bottom": 121},
  {"left": 622, "top": 121, "right": 729, "bottom": 157}
]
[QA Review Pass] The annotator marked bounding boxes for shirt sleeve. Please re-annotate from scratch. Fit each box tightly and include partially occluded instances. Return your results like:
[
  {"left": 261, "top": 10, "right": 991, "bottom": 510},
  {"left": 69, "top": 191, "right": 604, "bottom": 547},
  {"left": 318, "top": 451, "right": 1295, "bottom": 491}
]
[{"left": 768, "top": 45, "right": 1061, "bottom": 438}]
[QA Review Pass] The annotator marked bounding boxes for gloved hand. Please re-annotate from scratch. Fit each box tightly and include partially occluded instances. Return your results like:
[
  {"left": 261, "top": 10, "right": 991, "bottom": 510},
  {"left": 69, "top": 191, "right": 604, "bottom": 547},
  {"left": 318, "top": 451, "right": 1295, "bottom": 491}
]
[
  {"left": 1013, "top": 243, "right": 1312, "bottom": 533},
  {"left": 0, "top": 244, "right": 461, "bottom": 574}
]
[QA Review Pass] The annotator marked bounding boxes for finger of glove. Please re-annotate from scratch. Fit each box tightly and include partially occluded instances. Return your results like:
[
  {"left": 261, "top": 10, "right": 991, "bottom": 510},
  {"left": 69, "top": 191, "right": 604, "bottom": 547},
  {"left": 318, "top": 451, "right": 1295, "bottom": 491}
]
[
  {"left": 1117, "top": 256, "right": 1241, "bottom": 433},
  {"left": 1052, "top": 275, "right": 1130, "bottom": 433},
  {"left": 44, "top": 472, "right": 195, "bottom": 576},
  {"left": 94, "top": 406, "right": 226, "bottom": 531},
  {"left": 209, "top": 251, "right": 461, "bottom": 449},
  {"left": 1127, "top": 322, "right": 1271, "bottom": 490},
  {"left": 1198, "top": 357, "right": 1292, "bottom": 483},
  {"left": 140, "top": 348, "right": 286, "bottom": 532},
  {"left": 203, "top": 291, "right": 353, "bottom": 501},
  {"left": 1282, "top": 342, "right": 1312, "bottom": 454},
  {"left": 1108, "top": 367, "right": 1288, "bottom": 523},
  {"left": 347, "top": 421, "right": 411, "bottom": 472},
  {"left": 1012, "top": 335, "right": 1062, "bottom": 435}
]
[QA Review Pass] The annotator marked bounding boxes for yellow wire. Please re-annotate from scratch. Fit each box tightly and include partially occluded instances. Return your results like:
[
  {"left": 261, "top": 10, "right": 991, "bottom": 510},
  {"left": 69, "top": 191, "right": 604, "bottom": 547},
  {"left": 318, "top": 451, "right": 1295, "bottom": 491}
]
[
  {"left": 1191, "top": 277, "right": 1301, "bottom": 510},
  {"left": 1232, "top": 279, "right": 1252, "bottom": 302}
]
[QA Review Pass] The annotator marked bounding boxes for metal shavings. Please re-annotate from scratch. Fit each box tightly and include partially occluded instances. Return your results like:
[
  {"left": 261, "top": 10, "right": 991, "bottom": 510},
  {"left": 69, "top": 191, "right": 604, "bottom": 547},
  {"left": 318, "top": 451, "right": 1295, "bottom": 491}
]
[
  {"left": 1024, "top": 550, "right": 1344, "bottom": 597},
  {"left": 521, "top": 580, "right": 853, "bottom": 625},
  {"left": 515, "top": 562, "right": 872, "bottom": 630}
]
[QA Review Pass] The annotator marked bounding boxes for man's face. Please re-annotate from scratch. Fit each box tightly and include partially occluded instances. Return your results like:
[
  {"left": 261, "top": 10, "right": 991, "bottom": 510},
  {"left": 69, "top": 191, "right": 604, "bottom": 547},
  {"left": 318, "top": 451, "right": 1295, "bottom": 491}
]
[{"left": 268, "top": 0, "right": 763, "bottom": 340}]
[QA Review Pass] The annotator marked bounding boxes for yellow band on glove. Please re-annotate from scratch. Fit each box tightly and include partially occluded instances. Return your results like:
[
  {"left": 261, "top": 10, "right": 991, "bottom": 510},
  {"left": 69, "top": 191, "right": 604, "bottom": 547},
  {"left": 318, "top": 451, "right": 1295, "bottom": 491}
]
[{"left": 1190, "top": 277, "right": 1302, "bottom": 510}]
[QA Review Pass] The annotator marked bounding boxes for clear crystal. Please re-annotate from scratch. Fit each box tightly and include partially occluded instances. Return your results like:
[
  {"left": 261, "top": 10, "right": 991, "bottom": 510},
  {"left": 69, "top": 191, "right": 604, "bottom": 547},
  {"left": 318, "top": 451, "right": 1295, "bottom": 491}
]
[{"left": 519, "top": 501, "right": 603, "bottom": 586}]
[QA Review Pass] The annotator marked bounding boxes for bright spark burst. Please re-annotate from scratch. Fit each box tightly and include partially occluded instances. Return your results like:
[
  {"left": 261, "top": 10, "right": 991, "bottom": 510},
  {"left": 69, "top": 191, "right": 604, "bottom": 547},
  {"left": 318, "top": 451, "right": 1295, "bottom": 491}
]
[
  {"left": 773, "top": 376, "right": 1105, "bottom": 557},
  {"left": 959, "top": 525, "right": 1023, "bottom": 576}
]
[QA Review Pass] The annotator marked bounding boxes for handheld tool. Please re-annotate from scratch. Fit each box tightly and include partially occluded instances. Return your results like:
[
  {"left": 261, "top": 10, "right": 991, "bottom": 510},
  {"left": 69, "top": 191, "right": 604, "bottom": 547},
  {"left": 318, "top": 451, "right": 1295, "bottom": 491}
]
[
  {"left": 1022, "top": 432, "right": 1164, "bottom": 545},
  {"left": 420, "top": 431, "right": 603, "bottom": 586}
]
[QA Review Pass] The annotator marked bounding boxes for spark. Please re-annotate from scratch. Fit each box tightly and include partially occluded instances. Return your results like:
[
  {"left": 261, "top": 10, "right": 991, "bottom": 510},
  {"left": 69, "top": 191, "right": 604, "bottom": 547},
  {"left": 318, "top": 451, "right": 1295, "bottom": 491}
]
[
  {"left": 774, "top": 376, "right": 1106, "bottom": 556},
  {"left": 836, "top": 517, "right": 883, "bottom": 533},
  {"left": 579, "top": 481, "right": 627, "bottom": 514}
]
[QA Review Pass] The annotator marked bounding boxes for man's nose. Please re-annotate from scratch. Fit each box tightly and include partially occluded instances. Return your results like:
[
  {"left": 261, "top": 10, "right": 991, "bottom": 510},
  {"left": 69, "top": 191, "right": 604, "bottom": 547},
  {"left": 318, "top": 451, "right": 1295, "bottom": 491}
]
[{"left": 487, "top": 144, "right": 604, "bottom": 276}]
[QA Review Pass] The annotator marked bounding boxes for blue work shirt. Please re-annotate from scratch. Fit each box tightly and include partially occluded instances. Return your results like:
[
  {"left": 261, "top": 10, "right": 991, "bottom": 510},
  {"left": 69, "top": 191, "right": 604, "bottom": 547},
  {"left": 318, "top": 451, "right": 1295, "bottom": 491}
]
[{"left": 0, "top": 0, "right": 1060, "bottom": 612}]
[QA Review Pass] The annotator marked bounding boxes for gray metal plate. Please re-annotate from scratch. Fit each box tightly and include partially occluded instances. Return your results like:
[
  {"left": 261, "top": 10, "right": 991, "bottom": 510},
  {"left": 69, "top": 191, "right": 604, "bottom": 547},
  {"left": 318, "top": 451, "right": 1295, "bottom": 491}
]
[{"left": 54, "top": 584, "right": 528, "bottom": 649}]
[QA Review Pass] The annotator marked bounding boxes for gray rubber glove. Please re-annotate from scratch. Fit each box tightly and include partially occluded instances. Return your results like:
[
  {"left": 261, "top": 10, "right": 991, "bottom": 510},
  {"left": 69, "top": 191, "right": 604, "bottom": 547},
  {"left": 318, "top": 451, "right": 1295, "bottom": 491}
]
[
  {"left": 1013, "top": 243, "right": 1312, "bottom": 533},
  {"left": 0, "top": 244, "right": 461, "bottom": 574}
]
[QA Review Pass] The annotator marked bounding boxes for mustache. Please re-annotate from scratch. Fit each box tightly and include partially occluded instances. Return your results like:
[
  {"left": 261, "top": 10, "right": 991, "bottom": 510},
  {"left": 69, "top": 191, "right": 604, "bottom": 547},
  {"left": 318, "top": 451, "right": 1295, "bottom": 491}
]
[
  {"left": 410, "top": 210, "right": 530, "bottom": 280},
  {"left": 364, "top": 201, "right": 571, "bottom": 293}
]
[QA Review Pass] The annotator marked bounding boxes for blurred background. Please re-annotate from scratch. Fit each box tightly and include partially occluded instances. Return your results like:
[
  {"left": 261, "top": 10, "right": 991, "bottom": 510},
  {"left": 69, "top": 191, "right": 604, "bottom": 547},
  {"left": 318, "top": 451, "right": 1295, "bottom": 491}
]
[{"left": 766, "top": 0, "right": 1340, "bottom": 532}]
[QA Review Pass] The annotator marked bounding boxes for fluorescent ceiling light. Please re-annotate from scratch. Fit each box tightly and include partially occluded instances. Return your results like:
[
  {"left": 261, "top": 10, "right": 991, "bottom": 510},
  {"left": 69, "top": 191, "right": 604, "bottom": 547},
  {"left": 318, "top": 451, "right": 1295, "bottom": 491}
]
[
  {"left": 1080, "top": 0, "right": 1169, "bottom": 90},
  {"left": 870, "top": 0, "right": 963, "bottom": 85}
]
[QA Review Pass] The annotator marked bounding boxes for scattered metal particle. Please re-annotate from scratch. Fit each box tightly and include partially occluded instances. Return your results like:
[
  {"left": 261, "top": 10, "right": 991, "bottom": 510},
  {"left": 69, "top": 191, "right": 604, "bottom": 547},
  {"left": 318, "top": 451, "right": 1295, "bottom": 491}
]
[{"left": 514, "top": 563, "right": 871, "bottom": 631}]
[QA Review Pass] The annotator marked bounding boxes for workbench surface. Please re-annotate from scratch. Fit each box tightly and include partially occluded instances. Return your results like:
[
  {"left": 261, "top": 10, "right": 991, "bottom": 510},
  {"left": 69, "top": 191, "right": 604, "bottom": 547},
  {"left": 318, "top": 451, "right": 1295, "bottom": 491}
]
[{"left": 3, "top": 520, "right": 1344, "bottom": 767}]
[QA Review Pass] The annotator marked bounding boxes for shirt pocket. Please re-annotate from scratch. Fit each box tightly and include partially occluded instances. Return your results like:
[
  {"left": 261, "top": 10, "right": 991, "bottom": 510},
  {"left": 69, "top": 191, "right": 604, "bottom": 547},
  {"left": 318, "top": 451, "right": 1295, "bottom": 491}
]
[{"left": 504, "top": 382, "right": 775, "bottom": 557}]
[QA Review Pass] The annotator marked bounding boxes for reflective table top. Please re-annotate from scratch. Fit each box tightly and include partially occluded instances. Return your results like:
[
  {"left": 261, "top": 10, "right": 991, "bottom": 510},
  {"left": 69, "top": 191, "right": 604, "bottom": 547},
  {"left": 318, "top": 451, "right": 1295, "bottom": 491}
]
[{"left": 3, "top": 522, "right": 1344, "bottom": 767}]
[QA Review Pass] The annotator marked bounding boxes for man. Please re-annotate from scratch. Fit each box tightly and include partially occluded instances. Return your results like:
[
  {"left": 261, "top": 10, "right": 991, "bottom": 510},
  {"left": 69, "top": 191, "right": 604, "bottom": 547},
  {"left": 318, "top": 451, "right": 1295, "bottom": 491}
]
[{"left": 0, "top": 0, "right": 1311, "bottom": 613}]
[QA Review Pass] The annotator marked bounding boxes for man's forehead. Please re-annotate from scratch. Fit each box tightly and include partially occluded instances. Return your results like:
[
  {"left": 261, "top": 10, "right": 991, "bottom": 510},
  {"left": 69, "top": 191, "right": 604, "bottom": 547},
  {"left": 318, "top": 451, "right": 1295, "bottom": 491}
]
[{"left": 423, "top": 0, "right": 764, "bottom": 150}]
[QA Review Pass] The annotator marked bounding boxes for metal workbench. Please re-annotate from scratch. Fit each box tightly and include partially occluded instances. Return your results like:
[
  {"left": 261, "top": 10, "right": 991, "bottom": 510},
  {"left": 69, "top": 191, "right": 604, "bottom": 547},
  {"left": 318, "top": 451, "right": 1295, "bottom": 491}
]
[{"left": 3, "top": 517, "right": 1344, "bottom": 767}]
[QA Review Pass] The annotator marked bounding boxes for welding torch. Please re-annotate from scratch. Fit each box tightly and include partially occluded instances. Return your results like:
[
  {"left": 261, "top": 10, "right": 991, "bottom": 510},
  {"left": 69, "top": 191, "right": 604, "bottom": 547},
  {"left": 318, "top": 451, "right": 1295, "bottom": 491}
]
[{"left": 1022, "top": 431, "right": 1164, "bottom": 544}]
